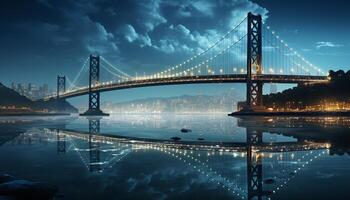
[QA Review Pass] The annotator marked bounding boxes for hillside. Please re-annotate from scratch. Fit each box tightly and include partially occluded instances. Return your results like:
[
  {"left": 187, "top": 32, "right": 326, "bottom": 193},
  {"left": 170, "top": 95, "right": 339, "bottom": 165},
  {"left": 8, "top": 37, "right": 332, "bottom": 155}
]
[
  {"left": 263, "top": 70, "right": 350, "bottom": 109},
  {"left": 0, "top": 83, "right": 32, "bottom": 106},
  {"left": 0, "top": 83, "right": 78, "bottom": 113}
]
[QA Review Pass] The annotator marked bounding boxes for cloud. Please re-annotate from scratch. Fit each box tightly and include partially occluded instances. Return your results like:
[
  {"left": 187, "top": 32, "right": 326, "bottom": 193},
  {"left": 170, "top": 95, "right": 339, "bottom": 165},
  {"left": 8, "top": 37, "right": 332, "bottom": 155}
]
[
  {"left": 122, "top": 24, "right": 152, "bottom": 47},
  {"left": 113, "top": 0, "right": 268, "bottom": 58},
  {"left": 11, "top": 0, "right": 270, "bottom": 74},
  {"left": 316, "top": 41, "right": 343, "bottom": 49},
  {"left": 227, "top": 0, "right": 268, "bottom": 29},
  {"left": 154, "top": 0, "right": 268, "bottom": 56},
  {"left": 136, "top": 0, "right": 167, "bottom": 32},
  {"left": 40, "top": 0, "right": 268, "bottom": 59},
  {"left": 153, "top": 39, "right": 192, "bottom": 54},
  {"left": 192, "top": 1, "right": 216, "bottom": 16},
  {"left": 170, "top": 0, "right": 216, "bottom": 18},
  {"left": 177, "top": 6, "right": 192, "bottom": 17},
  {"left": 173, "top": 24, "right": 192, "bottom": 38},
  {"left": 28, "top": 0, "right": 119, "bottom": 56},
  {"left": 123, "top": 24, "right": 138, "bottom": 42},
  {"left": 66, "top": 13, "right": 118, "bottom": 55}
]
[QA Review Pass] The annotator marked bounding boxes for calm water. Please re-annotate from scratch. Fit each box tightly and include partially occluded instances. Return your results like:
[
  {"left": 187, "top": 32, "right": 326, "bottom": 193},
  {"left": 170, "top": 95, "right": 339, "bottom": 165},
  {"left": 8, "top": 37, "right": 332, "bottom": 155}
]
[{"left": 0, "top": 114, "right": 350, "bottom": 200}]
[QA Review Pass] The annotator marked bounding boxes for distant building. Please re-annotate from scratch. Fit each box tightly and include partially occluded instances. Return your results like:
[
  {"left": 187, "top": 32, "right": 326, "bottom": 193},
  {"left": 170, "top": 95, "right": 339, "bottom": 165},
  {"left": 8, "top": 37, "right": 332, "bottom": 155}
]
[
  {"left": 43, "top": 84, "right": 48, "bottom": 96},
  {"left": 11, "top": 82, "right": 51, "bottom": 99},
  {"left": 11, "top": 82, "right": 16, "bottom": 90},
  {"left": 28, "top": 83, "right": 32, "bottom": 93}
]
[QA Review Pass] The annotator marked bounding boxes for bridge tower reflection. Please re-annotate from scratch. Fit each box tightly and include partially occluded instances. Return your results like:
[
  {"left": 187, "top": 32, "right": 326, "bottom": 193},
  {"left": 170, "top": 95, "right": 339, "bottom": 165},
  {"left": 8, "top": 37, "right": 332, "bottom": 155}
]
[
  {"left": 246, "top": 128, "right": 271, "bottom": 200},
  {"left": 88, "top": 117, "right": 102, "bottom": 172},
  {"left": 56, "top": 129, "right": 66, "bottom": 154}
]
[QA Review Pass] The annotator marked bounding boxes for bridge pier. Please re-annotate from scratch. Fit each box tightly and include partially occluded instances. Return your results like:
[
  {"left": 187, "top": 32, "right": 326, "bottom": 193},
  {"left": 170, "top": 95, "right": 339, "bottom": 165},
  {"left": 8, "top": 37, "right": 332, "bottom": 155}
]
[{"left": 80, "top": 54, "right": 109, "bottom": 116}]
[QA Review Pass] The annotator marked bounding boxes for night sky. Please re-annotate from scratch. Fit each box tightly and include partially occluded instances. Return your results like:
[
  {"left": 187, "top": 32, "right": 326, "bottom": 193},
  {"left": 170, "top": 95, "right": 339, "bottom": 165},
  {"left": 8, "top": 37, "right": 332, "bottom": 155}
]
[{"left": 1, "top": 0, "right": 349, "bottom": 106}]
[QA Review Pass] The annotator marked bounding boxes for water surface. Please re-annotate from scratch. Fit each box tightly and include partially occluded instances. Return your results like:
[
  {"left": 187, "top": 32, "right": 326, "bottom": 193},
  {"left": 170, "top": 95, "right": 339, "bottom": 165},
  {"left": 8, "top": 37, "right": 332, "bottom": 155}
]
[{"left": 0, "top": 114, "right": 349, "bottom": 200}]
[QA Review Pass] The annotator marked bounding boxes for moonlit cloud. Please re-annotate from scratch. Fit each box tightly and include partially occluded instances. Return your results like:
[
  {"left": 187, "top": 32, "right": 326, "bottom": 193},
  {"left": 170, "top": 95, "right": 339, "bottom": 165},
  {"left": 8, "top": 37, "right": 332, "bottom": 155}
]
[
  {"left": 1, "top": 0, "right": 269, "bottom": 84},
  {"left": 103, "top": 0, "right": 268, "bottom": 65},
  {"left": 123, "top": 24, "right": 138, "bottom": 42}
]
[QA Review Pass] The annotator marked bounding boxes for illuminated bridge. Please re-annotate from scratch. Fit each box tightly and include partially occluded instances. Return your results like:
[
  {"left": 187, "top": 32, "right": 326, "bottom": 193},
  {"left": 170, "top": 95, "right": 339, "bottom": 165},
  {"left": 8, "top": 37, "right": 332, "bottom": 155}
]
[{"left": 42, "top": 12, "right": 329, "bottom": 115}]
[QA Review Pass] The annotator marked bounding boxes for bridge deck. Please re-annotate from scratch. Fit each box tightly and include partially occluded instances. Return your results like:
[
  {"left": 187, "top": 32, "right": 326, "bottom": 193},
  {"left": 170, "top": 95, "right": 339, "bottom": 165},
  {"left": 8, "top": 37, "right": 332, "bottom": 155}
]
[{"left": 45, "top": 74, "right": 327, "bottom": 100}]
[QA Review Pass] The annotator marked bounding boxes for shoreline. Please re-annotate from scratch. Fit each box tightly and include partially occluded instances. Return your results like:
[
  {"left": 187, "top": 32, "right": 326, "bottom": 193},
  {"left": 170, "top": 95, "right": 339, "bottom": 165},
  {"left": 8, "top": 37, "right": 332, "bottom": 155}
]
[
  {"left": 228, "top": 111, "right": 350, "bottom": 116},
  {"left": 0, "top": 112, "right": 71, "bottom": 116}
]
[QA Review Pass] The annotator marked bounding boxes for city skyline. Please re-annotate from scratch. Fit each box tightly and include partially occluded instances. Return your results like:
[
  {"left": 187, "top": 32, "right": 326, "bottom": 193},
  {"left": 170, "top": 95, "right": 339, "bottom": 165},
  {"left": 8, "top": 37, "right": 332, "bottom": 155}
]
[{"left": 11, "top": 82, "right": 51, "bottom": 99}]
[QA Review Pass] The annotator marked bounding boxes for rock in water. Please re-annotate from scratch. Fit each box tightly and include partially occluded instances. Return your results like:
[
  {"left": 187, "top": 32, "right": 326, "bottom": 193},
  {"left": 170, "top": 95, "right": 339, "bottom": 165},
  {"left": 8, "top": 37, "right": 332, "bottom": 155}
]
[
  {"left": 170, "top": 137, "right": 181, "bottom": 141},
  {"left": 180, "top": 128, "right": 192, "bottom": 133}
]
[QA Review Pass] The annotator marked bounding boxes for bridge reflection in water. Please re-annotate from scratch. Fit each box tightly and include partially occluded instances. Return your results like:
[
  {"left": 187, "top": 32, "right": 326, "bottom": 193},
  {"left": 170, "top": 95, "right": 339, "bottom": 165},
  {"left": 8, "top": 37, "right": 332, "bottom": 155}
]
[{"left": 30, "top": 117, "right": 336, "bottom": 200}]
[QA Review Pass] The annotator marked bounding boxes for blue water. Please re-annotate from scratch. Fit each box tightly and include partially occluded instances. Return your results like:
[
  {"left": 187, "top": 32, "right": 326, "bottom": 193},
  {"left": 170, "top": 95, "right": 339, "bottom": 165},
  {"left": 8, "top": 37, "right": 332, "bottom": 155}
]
[{"left": 0, "top": 114, "right": 349, "bottom": 200}]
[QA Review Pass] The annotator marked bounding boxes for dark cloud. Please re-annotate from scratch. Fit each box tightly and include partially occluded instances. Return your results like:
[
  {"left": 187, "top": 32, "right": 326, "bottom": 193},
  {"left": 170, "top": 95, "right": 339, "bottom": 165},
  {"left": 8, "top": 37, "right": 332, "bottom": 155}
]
[
  {"left": 0, "top": 0, "right": 269, "bottom": 90},
  {"left": 2, "top": 0, "right": 267, "bottom": 68}
]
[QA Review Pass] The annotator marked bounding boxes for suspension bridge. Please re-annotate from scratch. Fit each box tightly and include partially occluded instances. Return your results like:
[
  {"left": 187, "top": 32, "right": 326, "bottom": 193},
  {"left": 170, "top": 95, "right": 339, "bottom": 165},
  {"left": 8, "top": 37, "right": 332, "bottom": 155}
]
[{"left": 43, "top": 12, "right": 329, "bottom": 115}]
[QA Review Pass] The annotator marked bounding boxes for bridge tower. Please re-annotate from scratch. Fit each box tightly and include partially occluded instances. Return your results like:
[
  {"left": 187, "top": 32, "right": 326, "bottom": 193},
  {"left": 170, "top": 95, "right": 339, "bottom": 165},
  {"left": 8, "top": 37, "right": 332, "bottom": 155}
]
[
  {"left": 245, "top": 12, "right": 264, "bottom": 111},
  {"left": 81, "top": 54, "right": 109, "bottom": 116},
  {"left": 88, "top": 117, "right": 102, "bottom": 172},
  {"left": 56, "top": 76, "right": 66, "bottom": 112},
  {"left": 57, "top": 76, "right": 66, "bottom": 99}
]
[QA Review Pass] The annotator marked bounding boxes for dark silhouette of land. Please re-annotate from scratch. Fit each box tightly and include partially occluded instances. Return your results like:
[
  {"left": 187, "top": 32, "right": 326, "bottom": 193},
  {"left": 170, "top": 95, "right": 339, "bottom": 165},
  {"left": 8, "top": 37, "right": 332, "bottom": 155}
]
[
  {"left": 231, "top": 70, "right": 350, "bottom": 116},
  {"left": 263, "top": 70, "right": 350, "bottom": 108},
  {"left": 0, "top": 83, "right": 77, "bottom": 115}
]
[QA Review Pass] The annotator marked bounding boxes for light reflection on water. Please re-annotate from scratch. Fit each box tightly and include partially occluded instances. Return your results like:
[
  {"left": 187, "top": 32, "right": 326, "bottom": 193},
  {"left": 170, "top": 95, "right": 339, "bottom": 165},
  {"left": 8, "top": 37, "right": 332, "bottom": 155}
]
[{"left": 0, "top": 114, "right": 349, "bottom": 200}]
